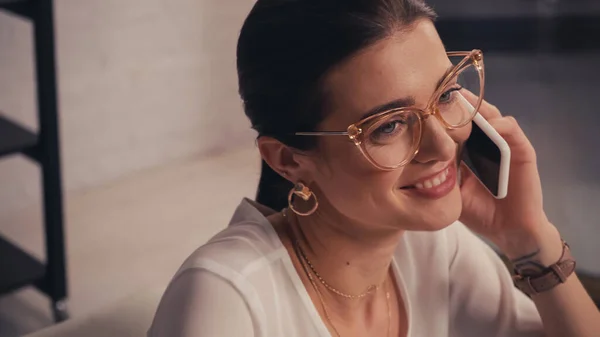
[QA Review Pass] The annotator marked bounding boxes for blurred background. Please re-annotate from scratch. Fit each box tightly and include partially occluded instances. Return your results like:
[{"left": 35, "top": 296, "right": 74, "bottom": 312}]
[{"left": 0, "top": 0, "right": 598, "bottom": 336}]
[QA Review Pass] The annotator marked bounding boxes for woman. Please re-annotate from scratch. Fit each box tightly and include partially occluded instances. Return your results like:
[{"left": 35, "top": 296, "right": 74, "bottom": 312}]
[{"left": 149, "top": 0, "right": 600, "bottom": 336}]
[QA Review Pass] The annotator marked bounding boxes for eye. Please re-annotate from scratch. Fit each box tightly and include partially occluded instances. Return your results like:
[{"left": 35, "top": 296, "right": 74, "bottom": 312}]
[
  {"left": 370, "top": 116, "right": 409, "bottom": 143},
  {"left": 377, "top": 121, "right": 402, "bottom": 134},
  {"left": 439, "top": 86, "right": 462, "bottom": 104}
]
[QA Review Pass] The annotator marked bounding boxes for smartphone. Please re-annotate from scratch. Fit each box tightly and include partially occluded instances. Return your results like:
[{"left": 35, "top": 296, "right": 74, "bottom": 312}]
[{"left": 458, "top": 97, "right": 511, "bottom": 199}]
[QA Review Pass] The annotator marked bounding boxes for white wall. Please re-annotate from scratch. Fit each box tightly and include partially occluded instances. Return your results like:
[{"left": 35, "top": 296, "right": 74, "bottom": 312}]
[{"left": 0, "top": 0, "right": 256, "bottom": 216}]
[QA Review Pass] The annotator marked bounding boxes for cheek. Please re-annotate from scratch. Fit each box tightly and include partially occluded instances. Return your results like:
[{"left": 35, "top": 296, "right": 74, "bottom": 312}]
[
  {"left": 313, "top": 141, "right": 403, "bottom": 206},
  {"left": 317, "top": 171, "right": 403, "bottom": 224},
  {"left": 449, "top": 123, "right": 472, "bottom": 166},
  {"left": 449, "top": 123, "right": 472, "bottom": 144},
  {"left": 316, "top": 138, "right": 373, "bottom": 176}
]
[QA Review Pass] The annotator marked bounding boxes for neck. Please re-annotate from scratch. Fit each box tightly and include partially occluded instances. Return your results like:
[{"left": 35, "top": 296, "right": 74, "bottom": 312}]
[{"left": 286, "top": 206, "right": 403, "bottom": 309}]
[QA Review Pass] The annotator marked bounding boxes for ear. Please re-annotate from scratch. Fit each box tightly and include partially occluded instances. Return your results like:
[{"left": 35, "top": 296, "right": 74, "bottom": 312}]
[{"left": 257, "top": 136, "right": 314, "bottom": 183}]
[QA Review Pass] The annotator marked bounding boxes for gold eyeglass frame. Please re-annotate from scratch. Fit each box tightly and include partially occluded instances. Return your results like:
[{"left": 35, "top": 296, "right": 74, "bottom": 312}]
[{"left": 295, "top": 49, "right": 485, "bottom": 171}]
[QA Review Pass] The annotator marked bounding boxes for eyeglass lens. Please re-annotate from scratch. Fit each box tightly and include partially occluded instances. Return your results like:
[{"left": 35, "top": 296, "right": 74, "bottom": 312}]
[{"left": 360, "top": 55, "right": 482, "bottom": 169}]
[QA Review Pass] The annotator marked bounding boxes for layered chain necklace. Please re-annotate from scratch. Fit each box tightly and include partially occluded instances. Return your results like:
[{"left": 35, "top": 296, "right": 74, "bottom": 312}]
[{"left": 283, "top": 209, "right": 392, "bottom": 337}]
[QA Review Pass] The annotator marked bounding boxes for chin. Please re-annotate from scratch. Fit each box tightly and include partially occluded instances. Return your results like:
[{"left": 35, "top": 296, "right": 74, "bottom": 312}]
[{"left": 400, "top": 187, "right": 463, "bottom": 232}]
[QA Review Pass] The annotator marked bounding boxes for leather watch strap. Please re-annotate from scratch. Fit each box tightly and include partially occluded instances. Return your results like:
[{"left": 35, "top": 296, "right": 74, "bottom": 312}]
[{"left": 513, "top": 241, "right": 576, "bottom": 296}]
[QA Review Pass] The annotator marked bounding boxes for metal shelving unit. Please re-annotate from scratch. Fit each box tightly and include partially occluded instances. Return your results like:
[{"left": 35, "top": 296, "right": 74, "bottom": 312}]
[{"left": 0, "top": 0, "right": 68, "bottom": 322}]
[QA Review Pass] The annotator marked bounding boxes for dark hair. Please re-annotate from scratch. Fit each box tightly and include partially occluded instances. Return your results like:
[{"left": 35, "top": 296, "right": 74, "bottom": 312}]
[{"left": 237, "top": 0, "right": 437, "bottom": 211}]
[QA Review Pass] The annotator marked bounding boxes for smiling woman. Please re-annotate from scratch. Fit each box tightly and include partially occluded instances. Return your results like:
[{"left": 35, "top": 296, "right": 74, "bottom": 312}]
[{"left": 148, "top": 0, "right": 600, "bottom": 336}]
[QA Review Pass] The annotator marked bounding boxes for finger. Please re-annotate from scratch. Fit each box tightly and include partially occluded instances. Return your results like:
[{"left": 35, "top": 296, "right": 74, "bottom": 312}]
[
  {"left": 488, "top": 116, "right": 529, "bottom": 147},
  {"left": 460, "top": 90, "right": 502, "bottom": 120},
  {"left": 488, "top": 116, "right": 536, "bottom": 162}
]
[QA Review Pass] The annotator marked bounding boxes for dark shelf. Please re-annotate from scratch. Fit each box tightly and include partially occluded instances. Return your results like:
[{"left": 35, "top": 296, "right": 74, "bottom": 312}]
[
  {"left": 0, "top": 0, "right": 32, "bottom": 18},
  {"left": 0, "top": 0, "right": 69, "bottom": 322},
  {"left": 0, "top": 0, "right": 27, "bottom": 4},
  {"left": 436, "top": 14, "right": 600, "bottom": 53},
  {"left": 0, "top": 115, "right": 38, "bottom": 158},
  {"left": 429, "top": 0, "right": 600, "bottom": 19},
  {"left": 0, "top": 235, "right": 45, "bottom": 295}
]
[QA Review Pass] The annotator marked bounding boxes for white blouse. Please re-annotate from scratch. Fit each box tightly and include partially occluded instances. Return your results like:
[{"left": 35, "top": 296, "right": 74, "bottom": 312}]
[{"left": 148, "top": 198, "right": 544, "bottom": 337}]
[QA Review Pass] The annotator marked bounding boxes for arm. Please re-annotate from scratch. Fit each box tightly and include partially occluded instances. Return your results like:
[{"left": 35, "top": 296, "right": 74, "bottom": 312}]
[
  {"left": 448, "top": 222, "right": 544, "bottom": 337},
  {"left": 148, "top": 269, "right": 254, "bottom": 337},
  {"left": 455, "top": 96, "right": 600, "bottom": 336},
  {"left": 504, "top": 223, "right": 600, "bottom": 337}
]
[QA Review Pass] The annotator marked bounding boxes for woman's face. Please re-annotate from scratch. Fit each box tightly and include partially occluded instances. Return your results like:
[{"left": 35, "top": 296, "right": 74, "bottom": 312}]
[{"left": 307, "top": 19, "right": 472, "bottom": 231}]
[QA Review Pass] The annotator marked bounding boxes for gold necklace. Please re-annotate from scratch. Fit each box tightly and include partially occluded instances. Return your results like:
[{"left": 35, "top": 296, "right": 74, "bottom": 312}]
[
  {"left": 295, "top": 239, "right": 381, "bottom": 299},
  {"left": 293, "top": 239, "right": 392, "bottom": 337},
  {"left": 282, "top": 208, "right": 383, "bottom": 299},
  {"left": 284, "top": 209, "right": 392, "bottom": 337}
]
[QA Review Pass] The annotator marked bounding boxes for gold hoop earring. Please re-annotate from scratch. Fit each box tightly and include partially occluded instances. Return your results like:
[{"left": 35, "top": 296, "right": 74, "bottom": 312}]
[{"left": 288, "top": 182, "right": 318, "bottom": 216}]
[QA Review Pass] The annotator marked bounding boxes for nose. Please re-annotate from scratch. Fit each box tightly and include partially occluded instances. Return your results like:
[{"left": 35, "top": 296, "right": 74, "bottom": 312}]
[{"left": 412, "top": 116, "right": 455, "bottom": 164}]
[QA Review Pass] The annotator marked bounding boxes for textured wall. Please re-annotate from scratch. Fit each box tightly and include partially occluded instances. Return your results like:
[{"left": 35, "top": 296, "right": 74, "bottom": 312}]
[{"left": 0, "top": 0, "right": 256, "bottom": 216}]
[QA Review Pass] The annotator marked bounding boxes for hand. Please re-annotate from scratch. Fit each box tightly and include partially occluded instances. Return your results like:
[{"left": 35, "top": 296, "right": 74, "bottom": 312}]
[{"left": 458, "top": 91, "right": 559, "bottom": 260}]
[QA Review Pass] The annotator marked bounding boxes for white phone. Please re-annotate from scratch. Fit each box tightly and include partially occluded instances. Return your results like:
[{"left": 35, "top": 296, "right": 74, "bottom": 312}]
[{"left": 458, "top": 96, "right": 511, "bottom": 199}]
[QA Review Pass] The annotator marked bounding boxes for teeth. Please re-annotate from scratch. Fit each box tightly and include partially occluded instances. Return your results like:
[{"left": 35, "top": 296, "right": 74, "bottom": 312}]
[{"left": 414, "top": 168, "right": 450, "bottom": 190}]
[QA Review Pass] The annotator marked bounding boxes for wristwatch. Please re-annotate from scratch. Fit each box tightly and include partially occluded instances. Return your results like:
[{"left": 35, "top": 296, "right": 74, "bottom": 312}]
[{"left": 512, "top": 240, "right": 577, "bottom": 296}]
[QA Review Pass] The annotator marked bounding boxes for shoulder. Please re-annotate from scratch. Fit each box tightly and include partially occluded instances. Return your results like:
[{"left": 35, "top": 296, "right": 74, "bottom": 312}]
[
  {"left": 396, "top": 223, "right": 543, "bottom": 336},
  {"left": 174, "top": 198, "right": 286, "bottom": 278},
  {"left": 148, "top": 268, "right": 257, "bottom": 337},
  {"left": 391, "top": 222, "right": 467, "bottom": 299},
  {"left": 177, "top": 218, "right": 285, "bottom": 282},
  {"left": 442, "top": 221, "right": 502, "bottom": 269},
  {"left": 398, "top": 221, "right": 473, "bottom": 261},
  {"left": 149, "top": 214, "right": 283, "bottom": 337},
  {"left": 401, "top": 221, "right": 504, "bottom": 271},
  {"left": 393, "top": 221, "right": 497, "bottom": 293}
]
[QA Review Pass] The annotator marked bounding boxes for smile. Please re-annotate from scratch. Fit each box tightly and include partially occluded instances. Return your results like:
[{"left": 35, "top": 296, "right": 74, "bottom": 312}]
[
  {"left": 399, "top": 163, "right": 457, "bottom": 200},
  {"left": 414, "top": 168, "right": 450, "bottom": 190}
]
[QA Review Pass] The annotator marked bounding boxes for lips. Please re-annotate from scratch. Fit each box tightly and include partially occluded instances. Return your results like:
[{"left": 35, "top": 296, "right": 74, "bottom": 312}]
[
  {"left": 400, "top": 164, "right": 452, "bottom": 190},
  {"left": 414, "top": 167, "right": 450, "bottom": 189},
  {"left": 400, "top": 163, "right": 457, "bottom": 200}
]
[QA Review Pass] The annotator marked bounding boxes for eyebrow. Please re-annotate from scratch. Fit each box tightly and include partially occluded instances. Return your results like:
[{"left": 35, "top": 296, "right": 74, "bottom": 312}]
[
  {"left": 359, "top": 64, "right": 455, "bottom": 121},
  {"left": 359, "top": 97, "right": 416, "bottom": 121}
]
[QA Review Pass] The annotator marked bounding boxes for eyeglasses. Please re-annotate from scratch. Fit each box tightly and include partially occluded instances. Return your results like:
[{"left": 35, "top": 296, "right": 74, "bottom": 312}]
[{"left": 295, "top": 49, "right": 485, "bottom": 171}]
